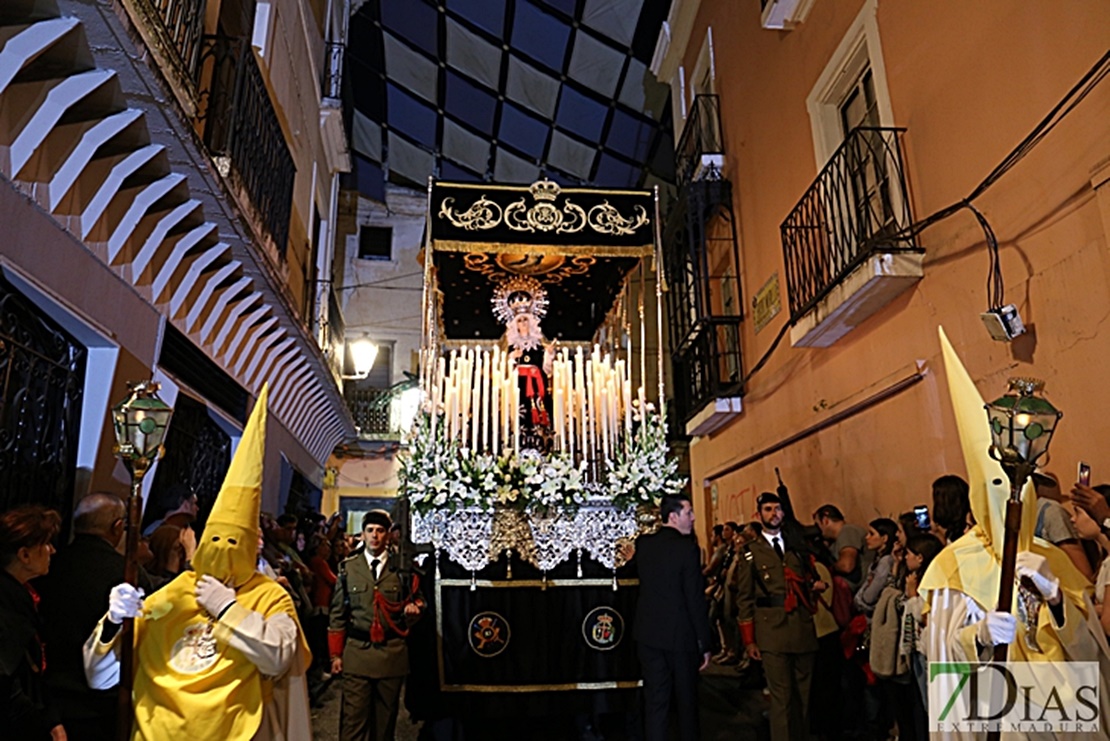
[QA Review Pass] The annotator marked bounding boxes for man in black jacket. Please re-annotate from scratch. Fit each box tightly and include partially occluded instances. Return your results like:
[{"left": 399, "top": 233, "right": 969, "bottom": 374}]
[
  {"left": 633, "top": 494, "right": 712, "bottom": 741},
  {"left": 36, "top": 493, "right": 152, "bottom": 741}
]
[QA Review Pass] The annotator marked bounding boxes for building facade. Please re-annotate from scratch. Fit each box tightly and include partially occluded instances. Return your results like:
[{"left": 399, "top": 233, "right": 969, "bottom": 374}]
[
  {"left": 0, "top": 0, "right": 356, "bottom": 520},
  {"left": 654, "top": 0, "right": 1110, "bottom": 531}
]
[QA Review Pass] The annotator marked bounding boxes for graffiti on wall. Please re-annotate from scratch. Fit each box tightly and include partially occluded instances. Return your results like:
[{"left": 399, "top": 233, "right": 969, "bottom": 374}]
[{"left": 713, "top": 484, "right": 756, "bottom": 525}]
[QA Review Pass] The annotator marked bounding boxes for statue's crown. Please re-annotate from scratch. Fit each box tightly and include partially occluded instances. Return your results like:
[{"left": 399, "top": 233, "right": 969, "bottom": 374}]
[
  {"left": 491, "top": 275, "right": 548, "bottom": 325},
  {"left": 508, "top": 293, "right": 534, "bottom": 315}
]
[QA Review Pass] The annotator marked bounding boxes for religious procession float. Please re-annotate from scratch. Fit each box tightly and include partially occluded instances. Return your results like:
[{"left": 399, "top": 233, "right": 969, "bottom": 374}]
[{"left": 399, "top": 179, "right": 684, "bottom": 702}]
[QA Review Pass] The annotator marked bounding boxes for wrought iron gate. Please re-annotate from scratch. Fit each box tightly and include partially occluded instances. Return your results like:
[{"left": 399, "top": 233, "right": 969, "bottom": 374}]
[{"left": 0, "top": 275, "right": 86, "bottom": 519}]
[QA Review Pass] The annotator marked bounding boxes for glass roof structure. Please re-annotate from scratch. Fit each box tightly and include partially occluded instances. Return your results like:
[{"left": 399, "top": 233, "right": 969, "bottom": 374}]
[{"left": 346, "top": 0, "right": 675, "bottom": 200}]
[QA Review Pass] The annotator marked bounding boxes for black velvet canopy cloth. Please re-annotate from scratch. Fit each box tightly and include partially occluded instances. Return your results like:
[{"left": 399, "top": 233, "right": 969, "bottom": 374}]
[{"left": 429, "top": 180, "right": 654, "bottom": 342}]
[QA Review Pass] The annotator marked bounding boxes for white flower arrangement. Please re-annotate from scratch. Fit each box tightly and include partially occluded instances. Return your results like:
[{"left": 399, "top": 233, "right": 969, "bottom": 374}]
[
  {"left": 607, "top": 405, "right": 686, "bottom": 509},
  {"left": 400, "top": 407, "right": 684, "bottom": 514}
]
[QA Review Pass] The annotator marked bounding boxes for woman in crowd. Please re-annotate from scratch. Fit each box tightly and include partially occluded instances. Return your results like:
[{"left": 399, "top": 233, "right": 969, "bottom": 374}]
[
  {"left": 893, "top": 512, "right": 920, "bottom": 585},
  {"left": 853, "top": 517, "right": 898, "bottom": 615},
  {"left": 0, "top": 505, "right": 64, "bottom": 740},
  {"left": 330, "top": 533, "right": 350, "bottom": 571},
  {"left": 308, "top": 536, "right": 337, "bottom": 611},
  {"left": 147, "top": 524, "right": 186, "bottom": 589},
  {"left": 1070, "top": 483, "right": 1110, "bottom": 636},
  {"left": 931, "top": 474, "right": 974, "bottom": 545}
]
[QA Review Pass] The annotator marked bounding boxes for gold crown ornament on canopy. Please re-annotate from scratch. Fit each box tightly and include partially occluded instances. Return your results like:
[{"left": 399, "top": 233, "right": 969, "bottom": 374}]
[{"left": 491, "top": 275, "right": 549, "bottom": 324}]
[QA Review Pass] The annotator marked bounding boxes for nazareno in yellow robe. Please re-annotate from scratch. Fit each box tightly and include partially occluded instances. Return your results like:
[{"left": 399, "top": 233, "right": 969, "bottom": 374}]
[
  {"left": 85, "top": 569, "right": 311, "bottom": 740},
  {"left": 84, "top": 385, "right": 312, "bottom": 740}
]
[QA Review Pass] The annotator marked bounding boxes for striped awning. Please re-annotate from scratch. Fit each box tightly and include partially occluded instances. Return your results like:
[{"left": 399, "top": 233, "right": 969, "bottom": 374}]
[{"left": 0, "top": 9, "right": 355, "bottom": 464}]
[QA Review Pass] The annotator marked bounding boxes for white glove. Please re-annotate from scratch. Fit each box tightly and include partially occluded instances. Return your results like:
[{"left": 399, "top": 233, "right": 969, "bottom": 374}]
[
  {"left": 195, "top": 574, "right": 237, "bottom": 618},
  {"left": 976, "top": 610, "right": 1017, "bottom": 647},
  {"left": 1015, "top": 552, "right": 1060, "bottom": 603},
  {"left": 108, "top": 583, "right": 144, "bottom": 624}
]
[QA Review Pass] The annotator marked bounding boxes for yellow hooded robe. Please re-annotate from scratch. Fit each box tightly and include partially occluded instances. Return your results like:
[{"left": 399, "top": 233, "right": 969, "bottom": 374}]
[
  {"left": 919, "top": 329, "right": 1110, "bottom": 739},
  {"left": 87, "top": 385, "right": 312, "bottom": 740}
]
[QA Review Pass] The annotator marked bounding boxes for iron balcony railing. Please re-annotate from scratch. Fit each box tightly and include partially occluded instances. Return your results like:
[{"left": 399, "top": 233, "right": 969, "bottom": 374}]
[
  {"left": 344, "top": 387, "right": 397, "bottom": 438},
  {"left": 199, "top": 34, "right": 295, "bottom": 257},
  {"left": 780, "top": 126, "right": 919, "bottom": 321},
  {"left": 322, "top": 41, "right": 344, "bottom": 102},
  {"left": 129, "top": 0, "right": 206, "bottom": 99},
  {"left": 676, "top": 93, "right": 724, "bottom": 186},
  {"left": 672, "top": 318, "right": 743, "bottom": 425},
  {"left": 663, "top": 179, "right": 737, "bottom": 352}
]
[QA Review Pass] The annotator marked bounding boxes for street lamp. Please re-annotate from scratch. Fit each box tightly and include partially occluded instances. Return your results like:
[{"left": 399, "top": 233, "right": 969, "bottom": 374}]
[
  {"left": 110, "top": 380, "right": 173, "bottom": 741},
  {"left": 344, "top": 337, "right": 379, "bottom": 380},
  {"left": 983, "top": 376, "right": 1061, "bottom": 741}
]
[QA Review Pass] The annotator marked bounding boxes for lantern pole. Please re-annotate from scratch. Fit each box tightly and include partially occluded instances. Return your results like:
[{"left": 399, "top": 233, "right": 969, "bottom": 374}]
[
  {"left": 984, "top": 378, "right": 1061, "bottom": 741},
  {"left": 111, "top": 381, "right": 173, "bottom": 741}
]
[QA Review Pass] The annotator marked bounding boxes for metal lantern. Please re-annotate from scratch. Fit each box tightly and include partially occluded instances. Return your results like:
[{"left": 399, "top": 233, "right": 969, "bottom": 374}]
[
  {"left": 982, "top": 376, "right": 1063, "bottom": 720},
  {"left": 112, "top": 381, "right": 173, "bottom": 465},
  {"left": 985, "top": 377, "right": 1062, "bottom": 474}
]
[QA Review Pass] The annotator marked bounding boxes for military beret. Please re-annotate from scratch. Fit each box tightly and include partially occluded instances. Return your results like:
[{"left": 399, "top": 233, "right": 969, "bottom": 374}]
[{"left": 362, "top": 509, "right": 392, "bottom": 530}]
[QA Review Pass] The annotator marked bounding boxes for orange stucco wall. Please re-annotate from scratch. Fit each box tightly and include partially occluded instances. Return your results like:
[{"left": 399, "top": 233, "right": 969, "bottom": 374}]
[{"left": 673, "top": 0, "right": 1110, "bottom": 537}]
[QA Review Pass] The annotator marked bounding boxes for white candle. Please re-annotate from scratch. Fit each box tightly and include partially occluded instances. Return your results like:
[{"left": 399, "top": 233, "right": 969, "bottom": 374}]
[
  {"left": 491, "top": 349, "right": 500, "bottom": 455},
  {"left": 430, "top": 356, "right": 444, "bottom": 442},
  {"left": 471, "top": 348, "right": 481, "bottom": 452},
  {"left": 512, "top": 367, "right": 520, "bottom": 453},
  {"left": 553, "top": 383, "right": 563, "bottom": 452},
  {"left": 599, "top": 383, "right": 609, "bottom": 461},
  {"left": 482, "top": 348, "right": 490, "bottom": 453},
  {"left": 502, "top": 351, "right": 510, "bottom": 452}
]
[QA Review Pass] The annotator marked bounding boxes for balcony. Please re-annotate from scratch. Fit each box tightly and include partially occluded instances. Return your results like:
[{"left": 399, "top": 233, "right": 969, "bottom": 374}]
[
  {"left": 664, "top": 101, "right": 743, "bottom": 432},
  {"left": 672, "top": 318, "right": 743, "bottom": 437},
  {"left": 199, "top": 34, "right": 295, "bottom": 257},
  {"left": 344, "top": 386, "right": 414, "bottom": 440},
  {"left": 781, "top": 127, "right": 922, "bottom": 348},
  {"left": 676, "top": 94, "right": 724, "bottom": 186},
  {"left": 321, "top": 41, "right": 344, "bottom": 104},
  {"left": 664, "top": 179, "right": 736, "bottom": 347},
  {"left": 124, "top": 0, "right": 206, "bottom": 113}
]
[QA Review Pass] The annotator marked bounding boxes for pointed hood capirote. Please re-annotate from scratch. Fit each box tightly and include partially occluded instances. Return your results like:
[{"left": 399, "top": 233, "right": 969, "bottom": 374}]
[{"left": 192, "top": 383, "right": 268, "bottom": 588}]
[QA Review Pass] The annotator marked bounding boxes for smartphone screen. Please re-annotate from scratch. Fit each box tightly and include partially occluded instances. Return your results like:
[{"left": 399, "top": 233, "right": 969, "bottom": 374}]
[
  {"left": 914, "top": 505, "right": 931, "bottom": 531},
  {"left": 1078, "top": 462, "right": 1091, "bottom": 487}
]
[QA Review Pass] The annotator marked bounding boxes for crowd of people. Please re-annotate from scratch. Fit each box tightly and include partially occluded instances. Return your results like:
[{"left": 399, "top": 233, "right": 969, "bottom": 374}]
[
  {"left": 0, "top": 489, "right": 409, "bottom": 740},
  {"left": 0, "top": 385, "right": 426, "bottom": 741},
  {"left": 4, "top": 473, "right": 1110, "bottom": 740},
  {"left": 689, "top": 470, "right": 1110, "bottom": 741},
  {"left": 2, "top": 377, "right": 1109, "bottom": 741}
]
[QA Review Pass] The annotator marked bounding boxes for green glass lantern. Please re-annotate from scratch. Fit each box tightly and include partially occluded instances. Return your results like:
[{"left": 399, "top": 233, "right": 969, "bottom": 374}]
[
  {"left": 112, "top": 381, "right": 174, "bottom": 465},
  {"left": 984, "top": 377, "right": 1061, "bottom": 471}
]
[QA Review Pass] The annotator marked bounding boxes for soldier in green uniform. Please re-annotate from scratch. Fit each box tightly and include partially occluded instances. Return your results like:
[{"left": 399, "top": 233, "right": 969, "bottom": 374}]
[
  {"left": 737, "top": 492, "right": 823, "bottom": 741},
  {"left": 328, "top": 510, "right": 424, "bottom": 741}
]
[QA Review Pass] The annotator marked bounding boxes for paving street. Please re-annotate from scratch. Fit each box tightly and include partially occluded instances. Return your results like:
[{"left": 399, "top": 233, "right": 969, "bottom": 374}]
[{"left": 309, "top": 662, "right": 768, "bottom": 740}]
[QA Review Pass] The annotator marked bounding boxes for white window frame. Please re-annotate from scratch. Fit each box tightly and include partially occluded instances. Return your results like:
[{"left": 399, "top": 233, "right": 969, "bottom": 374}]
[
  {"left": 805, "top": 0, "right": 895, "bottom": 169},
  {"left": 689, "top": 26, "right": 716, "bottom": 101},
  {"left": 672, "top": 65, "right": 687, "bottom": 124}
]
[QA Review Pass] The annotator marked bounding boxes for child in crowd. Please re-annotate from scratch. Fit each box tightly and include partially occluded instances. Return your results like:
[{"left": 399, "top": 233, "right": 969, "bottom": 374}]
[{"left": 901, "top": 532, "right": 943, "bottom": 737}]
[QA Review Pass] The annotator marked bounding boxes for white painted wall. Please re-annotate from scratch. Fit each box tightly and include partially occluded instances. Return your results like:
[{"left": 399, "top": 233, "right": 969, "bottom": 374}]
[{"left": 340, "top": 185, "right": 426, "bottom": 384}]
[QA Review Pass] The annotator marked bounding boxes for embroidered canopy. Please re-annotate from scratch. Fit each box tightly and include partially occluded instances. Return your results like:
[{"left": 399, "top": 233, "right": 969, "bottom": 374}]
[{"left": 428, "top": 179, "right": 655, "bottom": 342}]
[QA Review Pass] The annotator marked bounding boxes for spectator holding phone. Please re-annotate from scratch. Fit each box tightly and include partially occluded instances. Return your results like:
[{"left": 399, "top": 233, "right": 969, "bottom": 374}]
[
  {"left": 1072, "top": 466, "right": 1110, "bottom": 537},
  {"left": 1032, "top": 472, "right": 1093, "bottom": 580},
  {"left": 1069, "top": 484, "right": 1110, "bottom": 636}
]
